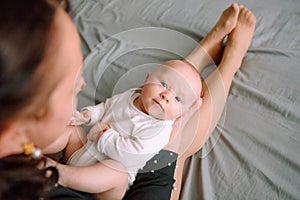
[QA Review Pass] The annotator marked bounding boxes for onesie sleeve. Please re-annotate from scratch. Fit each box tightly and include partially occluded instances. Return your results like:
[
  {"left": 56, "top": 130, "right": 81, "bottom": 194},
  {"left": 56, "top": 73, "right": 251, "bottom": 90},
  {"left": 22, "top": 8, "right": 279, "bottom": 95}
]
[
  {"left": 96, "top": 124, "right": 173, "bottom": 168},
  {"left": 81, "top": 103, "right": 106, "bottom": 126},
  {"left": 81, "top": 92, "right": 123, "bottom": 126}
]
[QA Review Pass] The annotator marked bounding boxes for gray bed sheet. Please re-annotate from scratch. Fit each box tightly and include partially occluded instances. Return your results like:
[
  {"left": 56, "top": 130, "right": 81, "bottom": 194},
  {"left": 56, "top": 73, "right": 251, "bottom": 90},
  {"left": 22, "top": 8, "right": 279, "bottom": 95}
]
[{"left": 69, "top": 0, "right": 300, "bottom": 199}]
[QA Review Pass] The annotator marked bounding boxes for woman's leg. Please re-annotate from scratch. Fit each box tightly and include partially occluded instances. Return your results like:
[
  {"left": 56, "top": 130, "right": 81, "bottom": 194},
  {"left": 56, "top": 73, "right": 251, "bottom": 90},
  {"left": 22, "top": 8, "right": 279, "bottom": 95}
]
[
  {"left": 185, "top": 3, "right": 240, "bottom": 72},
  {"left": 170, "top": 5, "right": 256, "bottom": 200},
  {"left": 167, "top": 3, "right": 240, "bottom": 152}
]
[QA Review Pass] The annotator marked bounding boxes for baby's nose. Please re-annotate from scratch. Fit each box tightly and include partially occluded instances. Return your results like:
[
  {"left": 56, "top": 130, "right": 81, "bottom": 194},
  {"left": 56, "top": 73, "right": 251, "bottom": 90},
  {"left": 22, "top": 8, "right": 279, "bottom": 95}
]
[{"left": 160, "top": 91, "right": 172, "bottom": 103}]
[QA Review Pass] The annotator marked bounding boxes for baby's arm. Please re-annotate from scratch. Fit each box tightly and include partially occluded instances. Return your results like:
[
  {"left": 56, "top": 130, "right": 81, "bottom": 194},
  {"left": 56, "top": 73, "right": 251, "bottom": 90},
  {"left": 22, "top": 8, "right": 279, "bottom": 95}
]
[
  {"left": 86, "top": 121, "right": 111, "bottom": 141},
  {"left": 49, "top": 124, "right": 168, "bottom": 194},
  {"left": 96, "top": 125, "right": 172, "bottom": 168},
  {"left": 70, "top": 103, "right": 107, "bottom": 126},
  {"left": 81, "top": 103, "right": 107, "bottom": 126}
]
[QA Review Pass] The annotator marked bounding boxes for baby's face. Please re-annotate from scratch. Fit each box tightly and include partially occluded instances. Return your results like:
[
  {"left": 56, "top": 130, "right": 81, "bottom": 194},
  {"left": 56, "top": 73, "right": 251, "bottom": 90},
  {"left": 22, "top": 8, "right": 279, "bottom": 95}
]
[{"left": 140, "top": 61, "right": 202, "bottom": 120}]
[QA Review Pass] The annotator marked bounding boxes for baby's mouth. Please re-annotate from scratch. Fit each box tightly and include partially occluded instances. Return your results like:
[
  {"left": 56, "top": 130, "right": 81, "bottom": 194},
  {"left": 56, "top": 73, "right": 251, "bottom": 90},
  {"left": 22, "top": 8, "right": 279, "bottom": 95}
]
[{"left": 153, "top": 99, "right": 165, "bottom": 111}]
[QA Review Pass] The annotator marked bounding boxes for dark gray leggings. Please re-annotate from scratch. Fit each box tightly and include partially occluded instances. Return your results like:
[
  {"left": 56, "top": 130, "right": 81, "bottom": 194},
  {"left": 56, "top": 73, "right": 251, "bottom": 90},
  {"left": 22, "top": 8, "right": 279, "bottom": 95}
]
[
  {"left": 48, "top": 150, "right": 178, "bottom": 200},
  {"left": 123, "top": 150, "right": 178, "bottom": 200}
]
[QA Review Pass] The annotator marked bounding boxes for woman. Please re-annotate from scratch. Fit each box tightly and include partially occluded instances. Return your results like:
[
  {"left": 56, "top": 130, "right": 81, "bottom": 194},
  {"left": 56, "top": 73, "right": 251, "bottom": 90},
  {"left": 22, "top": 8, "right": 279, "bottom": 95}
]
[{"left": 0, "top": 0, "right": 127, "bottom": 199}]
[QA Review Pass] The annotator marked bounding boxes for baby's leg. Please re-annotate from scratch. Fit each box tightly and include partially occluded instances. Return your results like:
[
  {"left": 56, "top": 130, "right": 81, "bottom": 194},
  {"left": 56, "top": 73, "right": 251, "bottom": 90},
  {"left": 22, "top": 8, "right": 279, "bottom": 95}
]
[
  {"left": 63, "top": 125, "right": 87, "bottom": 162},
  {"left": 185, "top": 3, "right": 239, "bottom": 72},
  {"left": 43, "top": 125, "right": 87, "bottom": 162}
]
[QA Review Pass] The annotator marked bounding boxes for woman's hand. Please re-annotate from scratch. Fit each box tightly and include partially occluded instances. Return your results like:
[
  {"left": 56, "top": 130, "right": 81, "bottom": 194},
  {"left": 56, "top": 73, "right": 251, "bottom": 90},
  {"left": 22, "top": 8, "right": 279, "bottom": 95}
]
[{"left": 42, "top": 156, "right": 59, "bottom": 169}]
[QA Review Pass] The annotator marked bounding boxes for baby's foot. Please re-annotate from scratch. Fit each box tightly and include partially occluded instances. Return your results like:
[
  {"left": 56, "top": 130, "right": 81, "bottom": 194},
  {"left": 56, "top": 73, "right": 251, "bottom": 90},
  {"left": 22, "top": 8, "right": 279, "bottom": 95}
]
[
  {"left": 222, "top": 5, "right": 256, "bottom": 71},
  {"left": 200, "top": 3, "right": 239, "bottom": 63}
]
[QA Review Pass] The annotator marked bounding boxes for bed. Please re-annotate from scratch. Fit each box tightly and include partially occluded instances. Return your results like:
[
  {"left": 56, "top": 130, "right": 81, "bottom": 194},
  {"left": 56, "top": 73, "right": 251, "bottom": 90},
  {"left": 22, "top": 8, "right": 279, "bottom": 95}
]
[{"left": 68, "top": 0, "right": 300, "bottom": 199}]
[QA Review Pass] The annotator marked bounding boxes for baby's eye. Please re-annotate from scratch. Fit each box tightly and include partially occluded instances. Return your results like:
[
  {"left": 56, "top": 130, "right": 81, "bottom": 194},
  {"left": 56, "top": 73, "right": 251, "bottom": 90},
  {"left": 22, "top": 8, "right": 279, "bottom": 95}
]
[
  {"left": 175, "top": 96, "right": 181, "bottom": 103},
  {"left": 161, "top": 82, "right": 168, "bottom": 88}
]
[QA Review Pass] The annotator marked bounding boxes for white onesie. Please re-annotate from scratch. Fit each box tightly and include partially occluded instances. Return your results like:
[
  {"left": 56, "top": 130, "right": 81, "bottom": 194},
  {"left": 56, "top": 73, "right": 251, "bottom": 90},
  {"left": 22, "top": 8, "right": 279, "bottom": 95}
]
[{"left": 67, "top": 88, "right": 174, "bottom": 184}]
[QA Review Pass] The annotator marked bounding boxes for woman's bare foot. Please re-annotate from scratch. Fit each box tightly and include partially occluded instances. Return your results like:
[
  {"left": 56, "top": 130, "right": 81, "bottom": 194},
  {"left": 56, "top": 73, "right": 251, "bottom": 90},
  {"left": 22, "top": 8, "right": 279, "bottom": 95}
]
[
  {"left": 185, "top": 3, "right": 239, "bottom": 71},
  {"left": 200, "top": 3, "right": 240, "bottom": 63},
  {"left": 221, "top": 5, "right": 256, "bottom": 72}
]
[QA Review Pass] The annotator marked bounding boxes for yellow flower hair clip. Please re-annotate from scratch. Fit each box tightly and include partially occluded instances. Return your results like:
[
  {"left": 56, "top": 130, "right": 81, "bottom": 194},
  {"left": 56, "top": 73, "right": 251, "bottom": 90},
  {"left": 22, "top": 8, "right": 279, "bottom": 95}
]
[{"left": 22, "top": 143, "right": 42, "bottom": 159}]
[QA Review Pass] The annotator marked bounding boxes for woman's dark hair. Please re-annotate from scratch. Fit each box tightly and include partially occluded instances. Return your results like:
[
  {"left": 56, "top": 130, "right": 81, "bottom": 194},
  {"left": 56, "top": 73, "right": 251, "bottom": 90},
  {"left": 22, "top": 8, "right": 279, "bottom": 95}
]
[
  {"left": 0, "top": 155, "right": 59, "bottom": 200},
  {"left": 0, "top": 0, "right": 55, "bottom": 130},
  {"left": 0, "top": 0, "right": 69, "bottom": 131},
  {"left": 0, "top": 0, "right": 69, "bottom": 199}
]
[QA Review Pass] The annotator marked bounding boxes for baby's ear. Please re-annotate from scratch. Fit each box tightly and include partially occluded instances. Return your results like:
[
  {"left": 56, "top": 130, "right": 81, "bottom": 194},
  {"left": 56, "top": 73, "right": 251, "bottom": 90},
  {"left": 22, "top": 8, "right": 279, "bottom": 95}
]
[
  {"left": 188, "top": 96, "right": 202, "bottom": 112},
  {"left": 192, "top": 91, "right": 204, "bottom": 109},
  {"left": 145, "top": 72, "right": 151, "bottom": 82},
  {"left": 196, "top": 96, "right": 203, "bottom": 108},
  {"left": 200, "top": 91, "right": 204, "bottom": 99},
  {"left": 141, "top": 72, "right": 152, "bottom": 87},
  {"left": 197, "top": 91, "right": 204, "bottom": 107}
]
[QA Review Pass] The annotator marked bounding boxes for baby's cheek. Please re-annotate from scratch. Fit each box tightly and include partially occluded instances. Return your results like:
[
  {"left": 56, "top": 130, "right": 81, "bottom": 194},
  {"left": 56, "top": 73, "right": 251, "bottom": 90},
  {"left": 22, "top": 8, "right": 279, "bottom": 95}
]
[{"left": 169, "top": 106, "right": 182, "bottom": 120}]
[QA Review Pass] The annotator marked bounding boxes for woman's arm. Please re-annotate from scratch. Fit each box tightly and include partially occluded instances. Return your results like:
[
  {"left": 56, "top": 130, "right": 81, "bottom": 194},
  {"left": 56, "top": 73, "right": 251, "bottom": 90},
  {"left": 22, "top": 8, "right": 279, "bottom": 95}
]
[{"left": 47, "top": 157, "right": 127, "bottom": 194}]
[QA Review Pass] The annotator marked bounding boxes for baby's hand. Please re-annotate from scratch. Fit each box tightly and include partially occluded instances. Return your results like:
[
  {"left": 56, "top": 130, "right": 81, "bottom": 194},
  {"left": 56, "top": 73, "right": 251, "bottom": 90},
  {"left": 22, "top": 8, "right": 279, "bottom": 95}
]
[
  {"left": 87, "top": 121, "right": 111, "bottom": 142},
  {"left": 69, "top": 109, "right": 91, "bottom": 125}
]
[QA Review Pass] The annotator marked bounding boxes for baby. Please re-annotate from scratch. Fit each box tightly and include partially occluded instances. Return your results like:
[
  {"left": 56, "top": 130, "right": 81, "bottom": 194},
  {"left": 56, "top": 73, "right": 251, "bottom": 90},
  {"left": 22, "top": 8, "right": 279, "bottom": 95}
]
[{"left": 66, "top": 59, "right": 203, "bottom": 186}]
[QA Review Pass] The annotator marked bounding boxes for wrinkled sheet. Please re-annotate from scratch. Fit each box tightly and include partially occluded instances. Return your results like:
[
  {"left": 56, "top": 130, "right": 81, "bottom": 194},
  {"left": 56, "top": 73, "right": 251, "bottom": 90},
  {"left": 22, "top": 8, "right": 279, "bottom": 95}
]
[{"left": 69, "top": 0, "right": 300, "bottom": 199}]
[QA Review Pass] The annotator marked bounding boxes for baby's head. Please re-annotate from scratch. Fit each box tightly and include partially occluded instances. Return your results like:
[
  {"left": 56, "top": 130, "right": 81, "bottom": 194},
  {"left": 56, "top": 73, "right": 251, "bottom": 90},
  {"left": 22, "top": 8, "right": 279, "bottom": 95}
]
[{"left": 139, "top": 60, "right": 202, "bottom": 120}]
